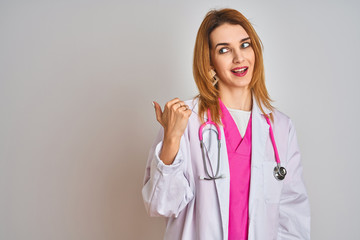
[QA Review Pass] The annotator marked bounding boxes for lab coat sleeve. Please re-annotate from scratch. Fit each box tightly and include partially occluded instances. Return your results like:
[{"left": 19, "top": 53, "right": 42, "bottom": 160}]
[
  {"left": 142, "top": 126, "right": 194, "bottom": 218},
  {"left": 277, "top": 119, "right": 311, "bottom": 240}
]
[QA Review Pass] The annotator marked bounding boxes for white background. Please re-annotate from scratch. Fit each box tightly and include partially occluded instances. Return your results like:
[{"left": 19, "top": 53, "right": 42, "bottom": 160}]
[{"left": 1, "top": 0, "right": 359, "bottom": 239}]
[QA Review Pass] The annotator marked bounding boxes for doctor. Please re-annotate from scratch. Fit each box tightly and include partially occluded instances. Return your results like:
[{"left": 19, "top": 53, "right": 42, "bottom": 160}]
[{"left": 142, "top": 8, "right": 310, "bottom": 240}]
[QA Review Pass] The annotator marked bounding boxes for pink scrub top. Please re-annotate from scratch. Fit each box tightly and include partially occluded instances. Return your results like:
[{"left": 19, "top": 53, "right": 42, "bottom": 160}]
[{"left": 219, "top": 99, "right": 252, "bottom": 240}]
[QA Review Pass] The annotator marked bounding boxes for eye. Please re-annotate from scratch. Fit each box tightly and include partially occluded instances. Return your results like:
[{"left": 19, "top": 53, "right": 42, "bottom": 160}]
[
  {"left": 219, "top": 47, "right": 229, "bottom": 54},
  {"left": 241, "top": 42, "right": 251, "bottom": 48}
]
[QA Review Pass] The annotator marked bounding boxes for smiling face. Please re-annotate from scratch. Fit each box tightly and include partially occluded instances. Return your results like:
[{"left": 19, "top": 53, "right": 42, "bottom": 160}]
[{"left": 210, "top": 23, "right": 255, "bottom": 92}]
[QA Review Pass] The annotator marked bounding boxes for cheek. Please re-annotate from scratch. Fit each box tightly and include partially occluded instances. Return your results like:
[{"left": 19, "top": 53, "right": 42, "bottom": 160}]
[
  {"left": 215, "top": 55, "right": 232, "bottom": 69},
  {"left": 212, "top": 58, "right": 226, "bottom": 72},
  {"left": 211, "top": 55, "right": 222, "bottom": 72}
]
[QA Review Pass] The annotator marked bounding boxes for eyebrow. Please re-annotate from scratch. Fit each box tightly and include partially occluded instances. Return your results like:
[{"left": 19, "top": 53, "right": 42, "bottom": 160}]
[{"left": 214, "top": 37, "right": 251, "bottom": 49}]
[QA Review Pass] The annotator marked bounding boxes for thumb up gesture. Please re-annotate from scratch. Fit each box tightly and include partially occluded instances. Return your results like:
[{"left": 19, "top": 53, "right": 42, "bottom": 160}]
[{"left": 153, "top": 98, "right": 192, "bottom": 165}]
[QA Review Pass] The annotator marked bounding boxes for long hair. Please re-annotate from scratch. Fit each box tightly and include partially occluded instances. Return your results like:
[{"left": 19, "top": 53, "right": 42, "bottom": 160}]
[{"left": 193, "top": 8, "right": 274, "bottom": 124}]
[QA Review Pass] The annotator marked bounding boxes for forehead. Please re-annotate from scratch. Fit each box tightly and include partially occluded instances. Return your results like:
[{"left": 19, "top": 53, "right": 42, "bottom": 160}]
[{"left": 210, "top": 23, "right": 249, "bottom": 45}]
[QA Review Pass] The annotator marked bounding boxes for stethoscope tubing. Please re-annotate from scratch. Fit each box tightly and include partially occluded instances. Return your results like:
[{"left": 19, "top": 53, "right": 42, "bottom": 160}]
[
  {"left": 264, "top": 115, "right": 281, "bottom": 164},
  {"left": 199, "top": 109, "right": 286, "bottom": 181},
  {"left": 200, "top": 139, "right": 222, "bottom": 180},
  {"left": 199, "top": 109, "right": 222, "bottom": 180},
  {"left": 199, "top": 109, "right": 221, "bottom": 141}
]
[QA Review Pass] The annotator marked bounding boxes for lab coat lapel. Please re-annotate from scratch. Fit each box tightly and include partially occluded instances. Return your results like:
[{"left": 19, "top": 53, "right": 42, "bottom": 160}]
[
  {"left": 250, "top": 95, "right": 271, "bottom": 166},
  {"left": 216, "top": 125, "right": 230, "bottom": 240},
  {"left": 200, "top": 104, "right": 230, "bottom": 240},
  {"left": 248, "top": 94, "right": 272, "bottom": 222}
]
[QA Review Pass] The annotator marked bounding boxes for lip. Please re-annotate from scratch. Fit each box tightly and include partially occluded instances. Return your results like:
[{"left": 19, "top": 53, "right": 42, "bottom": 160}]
[{"left": 231, "top": 66, "right": 249, "bottom": 77}]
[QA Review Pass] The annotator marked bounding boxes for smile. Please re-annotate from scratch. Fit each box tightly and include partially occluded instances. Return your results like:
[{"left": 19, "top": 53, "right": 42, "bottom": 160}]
[{"left": 231, "top": 66, "right": 248, "bottom": 77}]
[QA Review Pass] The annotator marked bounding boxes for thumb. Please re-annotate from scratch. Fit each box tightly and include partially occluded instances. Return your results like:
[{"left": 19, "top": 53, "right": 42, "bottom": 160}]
[{"left": 153, "top": 101, "right": 163, "bottom": 126}]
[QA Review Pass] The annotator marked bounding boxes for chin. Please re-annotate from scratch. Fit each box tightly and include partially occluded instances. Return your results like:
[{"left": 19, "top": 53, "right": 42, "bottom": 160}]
[
  {"left": 233, "top": 79, "right": 251, "bottom": 88},
  {"left": 218, "top": 76, "right": 252, "bottom": 90}
]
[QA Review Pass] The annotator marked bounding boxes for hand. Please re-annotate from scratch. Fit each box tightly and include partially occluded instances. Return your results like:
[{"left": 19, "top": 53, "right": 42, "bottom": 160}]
[
  {"left": 153, "top": 98, "right": 192, "bottom": 140},
  {"left": 153, "top": 98, "right": 192, "bottom": 165}
]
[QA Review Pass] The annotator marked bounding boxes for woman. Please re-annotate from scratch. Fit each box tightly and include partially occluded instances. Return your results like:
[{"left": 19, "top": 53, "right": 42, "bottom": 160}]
[{"left": 142, "top": 8, "right": 310, "bottom": 240}]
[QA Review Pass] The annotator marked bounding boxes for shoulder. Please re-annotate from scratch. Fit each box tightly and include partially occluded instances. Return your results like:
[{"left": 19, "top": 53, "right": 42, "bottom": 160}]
[
  {"left": 272, "top": 108, "right": 290, "bottom": 122},
  {"left": 271, "top": 108, "right": 295, "bottom": 132},
  {"left": 183, "top": 98, "right": 202, "bottom": 128},
  {"left": 184, "top": 98, "right": 200, "bottom": 119},
  {"left": 184, "top": 98, "right": 199, "bottom": 111}
]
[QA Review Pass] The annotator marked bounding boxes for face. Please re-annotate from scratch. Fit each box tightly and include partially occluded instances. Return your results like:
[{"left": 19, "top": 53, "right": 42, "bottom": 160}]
[{"left": 209, "top": 23, "right": 255, "bottom": 91}]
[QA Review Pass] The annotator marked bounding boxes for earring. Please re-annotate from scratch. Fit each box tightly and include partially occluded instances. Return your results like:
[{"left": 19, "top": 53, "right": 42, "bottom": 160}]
[{"left": 209, "top": 69, "right": 219, "bottom": 86}]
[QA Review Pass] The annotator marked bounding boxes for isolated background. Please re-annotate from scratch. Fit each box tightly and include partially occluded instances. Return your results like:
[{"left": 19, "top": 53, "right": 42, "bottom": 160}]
[{"left": 1, "top": 0, "right": 359, "bottom": 239}]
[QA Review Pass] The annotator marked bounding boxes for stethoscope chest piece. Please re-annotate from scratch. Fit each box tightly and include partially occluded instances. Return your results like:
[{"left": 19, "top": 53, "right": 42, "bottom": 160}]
[{"left": 273, "top": 164, "right": 287, "bottom": 181}]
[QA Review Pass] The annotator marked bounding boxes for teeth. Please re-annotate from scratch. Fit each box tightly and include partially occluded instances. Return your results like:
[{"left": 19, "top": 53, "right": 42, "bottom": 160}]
[{"left": 233, "top": 67, "right": 247, "bottom": 73}]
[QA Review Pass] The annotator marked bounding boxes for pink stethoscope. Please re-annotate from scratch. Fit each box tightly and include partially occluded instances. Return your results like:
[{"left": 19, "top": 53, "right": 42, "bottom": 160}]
[{"left": 199, "top": 109, "right": 287, "bottom": 181}]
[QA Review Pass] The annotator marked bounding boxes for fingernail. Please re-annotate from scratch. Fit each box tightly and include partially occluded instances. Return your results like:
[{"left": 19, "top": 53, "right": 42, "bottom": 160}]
[{"left": 152, "top": 101, "right": 155, "bottom": 107}]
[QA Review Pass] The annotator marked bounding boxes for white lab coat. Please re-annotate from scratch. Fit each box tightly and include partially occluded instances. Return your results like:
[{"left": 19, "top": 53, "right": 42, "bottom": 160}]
[{"left": 142, "top": 95, "right": 311, "bottom": 240}]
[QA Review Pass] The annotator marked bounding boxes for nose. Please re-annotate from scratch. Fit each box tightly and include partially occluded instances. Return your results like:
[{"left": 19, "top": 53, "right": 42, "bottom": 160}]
[{"left": 233, "top": 49, "right": 244, "bottom": 64}]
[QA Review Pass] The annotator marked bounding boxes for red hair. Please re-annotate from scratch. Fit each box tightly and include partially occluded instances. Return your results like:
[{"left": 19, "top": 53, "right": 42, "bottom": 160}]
[{"left": 193, "top": 8, "right": 274, "bottom": 124}]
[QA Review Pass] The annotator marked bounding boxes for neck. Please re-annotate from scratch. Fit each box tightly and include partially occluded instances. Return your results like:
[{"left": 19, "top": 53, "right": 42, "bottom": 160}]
[{"left": 219, "top": 87, "right": 252, "bottom": 111}]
